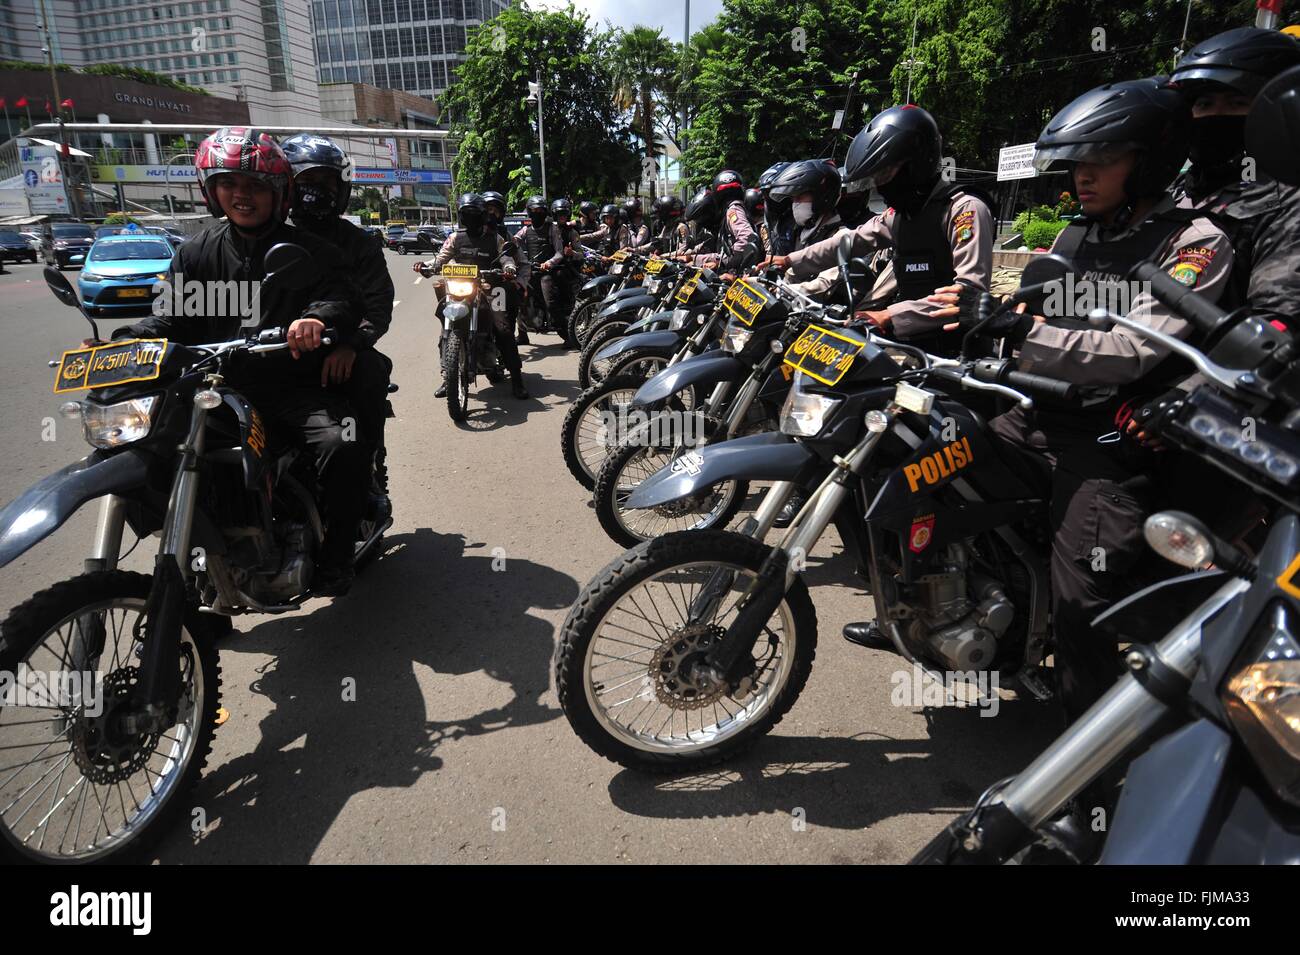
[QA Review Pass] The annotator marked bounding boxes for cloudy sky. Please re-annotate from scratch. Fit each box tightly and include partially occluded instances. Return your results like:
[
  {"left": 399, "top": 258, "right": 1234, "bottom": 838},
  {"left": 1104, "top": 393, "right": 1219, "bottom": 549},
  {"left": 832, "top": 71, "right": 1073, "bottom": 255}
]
[{"left": 525, "top": 0, "right": 724, "bottom": 38}]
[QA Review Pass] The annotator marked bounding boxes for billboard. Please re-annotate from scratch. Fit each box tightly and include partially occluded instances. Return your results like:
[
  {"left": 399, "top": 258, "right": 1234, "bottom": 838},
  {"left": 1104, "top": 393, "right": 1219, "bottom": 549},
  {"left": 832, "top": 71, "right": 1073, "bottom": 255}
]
[
  {"left": 997, "top": 143, "right": 1040, "bottom": 182},
  {"left": 19, "top": 141, "right": 70, "bottom": 215},
  {"left": 353, "top": 167, "right": 452, "bottom": 185}
]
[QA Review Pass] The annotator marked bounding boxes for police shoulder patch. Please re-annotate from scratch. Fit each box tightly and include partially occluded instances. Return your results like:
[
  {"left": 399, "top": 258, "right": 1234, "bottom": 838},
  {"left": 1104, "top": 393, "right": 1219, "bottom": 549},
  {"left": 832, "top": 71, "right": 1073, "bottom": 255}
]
[
  {"left": 953, "top": 209, "right": 976, "bottom": 245},
  {"left": 1169, "top": 245, "right": 1214, "bottom": 287}
]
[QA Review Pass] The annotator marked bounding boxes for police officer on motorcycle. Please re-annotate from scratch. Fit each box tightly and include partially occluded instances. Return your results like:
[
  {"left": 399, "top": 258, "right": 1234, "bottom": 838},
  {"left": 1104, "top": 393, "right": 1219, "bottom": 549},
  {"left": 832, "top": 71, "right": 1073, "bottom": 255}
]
[
  {"left": 481, "top": 188, "right": 529, "bottom": 349},
  {"left": 513, "top": 195, "right": 579, "bottom": 343},
  {"left": 675, "top": 170, "right": 761, "bottom": 274},
  {"left": 762, "top": 106, "right": 993, "bottom": 348},
  {"left": 620, "top": 197, "right": 653, "bottom": 251},
  {"left": 575, "top": 200, "right": 600, "bottom": 236},
  {"left": 1169, "top": 26, "right": 1300, "bottom": 334},
  {"left": 585, "top": 203, "right": 624, "bottom": 258},
  {"left": 652, "top": 193, "right": 691, "bottom": 253},
  {"left": 282, "top": 133, "right": 395, "bottom": 523},
  {"left": 423, "top": 193, "right": 529, "bottom": 399}
]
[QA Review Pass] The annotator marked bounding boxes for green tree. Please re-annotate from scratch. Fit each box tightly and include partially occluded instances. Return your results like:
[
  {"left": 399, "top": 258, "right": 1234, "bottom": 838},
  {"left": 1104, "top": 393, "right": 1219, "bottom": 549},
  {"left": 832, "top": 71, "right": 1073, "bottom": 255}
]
[
  {"left": 611, "top": 25, "right": 678, "bottom": 191},
  {"left": 680, "top": 0, "right": 903, "bottom": 189},
  {"left": 442, "top": 4, "right": 639, "bottom": 208}
]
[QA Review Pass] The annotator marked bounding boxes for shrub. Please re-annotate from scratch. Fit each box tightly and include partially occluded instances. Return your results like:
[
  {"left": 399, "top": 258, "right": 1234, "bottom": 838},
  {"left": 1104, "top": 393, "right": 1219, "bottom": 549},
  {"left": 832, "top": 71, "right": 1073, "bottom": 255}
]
[
  {"left": 1011, "top": 203, "right": 1058, "bottom": 234},
  {"left": 1023, "top": 218, "right": 1069, "bottom": 250}
]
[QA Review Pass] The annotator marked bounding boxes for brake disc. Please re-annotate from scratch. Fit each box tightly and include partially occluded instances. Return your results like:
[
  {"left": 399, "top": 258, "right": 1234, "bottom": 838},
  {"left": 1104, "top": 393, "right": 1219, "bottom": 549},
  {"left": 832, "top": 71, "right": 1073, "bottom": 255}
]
[{"left": 648, "top": 623, "right": 729, "bottom": 709}]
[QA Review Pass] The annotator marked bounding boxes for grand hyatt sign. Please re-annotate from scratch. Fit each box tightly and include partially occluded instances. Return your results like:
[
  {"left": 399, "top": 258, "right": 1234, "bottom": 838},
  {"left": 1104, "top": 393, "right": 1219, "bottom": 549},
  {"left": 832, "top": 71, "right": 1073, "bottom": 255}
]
[{"left": 113, "top": 91, "right": 194, "bottom": 114}]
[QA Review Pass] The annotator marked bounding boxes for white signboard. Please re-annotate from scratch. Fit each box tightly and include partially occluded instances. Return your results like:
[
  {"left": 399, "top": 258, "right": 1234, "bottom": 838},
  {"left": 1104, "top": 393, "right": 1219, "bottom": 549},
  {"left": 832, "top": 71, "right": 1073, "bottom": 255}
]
[
  {"left": 997, "top": 143, "right": 1039, "bottom": 182},
  {"left": 19, "top": 141, "right": 70, "bottom": 215},
  {"left": 0, "top": 188, "right": 29, "bottom": 217}
]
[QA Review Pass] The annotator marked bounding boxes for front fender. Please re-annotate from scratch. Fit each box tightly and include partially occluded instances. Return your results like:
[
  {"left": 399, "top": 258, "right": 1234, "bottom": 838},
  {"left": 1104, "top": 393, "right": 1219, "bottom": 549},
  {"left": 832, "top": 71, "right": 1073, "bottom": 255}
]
[
  {"left": 633, "top": 352, "right": 744, "bottom": 409},
  {"left": 580, "top": 274, "right": 618, "bottom": 299},
  {"left": 626, "top": 310, "right": 676, "bottom": 334},
  {"left": 0, "top": 451, "right": 151, "bottom": 569},
  {"left": 606, "top": 285, "right": 647, "bottom": 304},
  {"left": 627, "top": 431, "right": 816, "bottom": 509},
  {"left": 596, "top": 294, "right": 656, "bottom": 320},
  {"left": 594, "top": 330, "right": 683, "bottom": 364}
]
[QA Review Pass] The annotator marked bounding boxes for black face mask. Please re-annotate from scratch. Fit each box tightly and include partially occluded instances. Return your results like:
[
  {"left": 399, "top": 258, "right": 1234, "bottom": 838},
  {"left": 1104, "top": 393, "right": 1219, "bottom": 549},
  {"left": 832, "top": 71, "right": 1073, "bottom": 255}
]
[
  {"left": 294, "top": 183, "right": 336, "bottom": 221},
  {"left": 528, "top": 211, "right": 547, "bottom": 227},
  {"left": 1189, "top": 114, "right": 1247, "bottom": 172}
]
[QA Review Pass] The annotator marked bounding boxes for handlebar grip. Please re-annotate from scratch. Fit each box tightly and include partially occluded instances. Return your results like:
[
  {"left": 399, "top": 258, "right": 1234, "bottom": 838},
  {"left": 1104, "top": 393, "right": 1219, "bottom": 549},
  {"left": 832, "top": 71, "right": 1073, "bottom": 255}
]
[
  {"left": 1129, "top": 261, "right": 1228, "bottom": 335},
  {"left": 1003, "top": 369, "right": 1076, "bottom": 401}
]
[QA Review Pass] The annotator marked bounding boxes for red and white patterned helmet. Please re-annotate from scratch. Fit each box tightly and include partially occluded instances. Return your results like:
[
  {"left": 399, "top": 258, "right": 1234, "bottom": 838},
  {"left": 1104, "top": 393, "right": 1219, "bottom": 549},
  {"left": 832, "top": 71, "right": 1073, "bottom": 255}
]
[{"left": 194, "top": 127, "right": 294, "bottom": 222}]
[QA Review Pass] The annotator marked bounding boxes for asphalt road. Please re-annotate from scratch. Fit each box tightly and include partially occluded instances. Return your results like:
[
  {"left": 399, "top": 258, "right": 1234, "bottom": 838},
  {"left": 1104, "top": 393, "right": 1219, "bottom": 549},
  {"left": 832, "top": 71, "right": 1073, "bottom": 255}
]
[{"left": 0, "top": 251, "right": 1058, "bottom": 864}]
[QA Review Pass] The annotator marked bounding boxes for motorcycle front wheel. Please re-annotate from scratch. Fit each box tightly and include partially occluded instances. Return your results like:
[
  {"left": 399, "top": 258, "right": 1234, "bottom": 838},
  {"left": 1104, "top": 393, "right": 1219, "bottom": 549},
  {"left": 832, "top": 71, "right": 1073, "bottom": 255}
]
[
  {"left": 0, "top": 571, "right": 220, "bottom": 863},
  {"left": 443, "top": 333, "right": 472, "bottom": 422},
  {"left": 555, "top": 530, "right": 817, "bottom": 773}
]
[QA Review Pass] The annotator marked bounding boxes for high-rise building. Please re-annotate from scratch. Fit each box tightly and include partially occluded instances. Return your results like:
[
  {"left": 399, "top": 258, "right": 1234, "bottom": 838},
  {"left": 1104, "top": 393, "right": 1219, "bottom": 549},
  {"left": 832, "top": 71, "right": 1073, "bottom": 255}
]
[
  {"left": 309, "top": 0, "right": 509, "bottom": 99},
  {"left": 0, "top": 0, "right": 325, "bottom": 126}
]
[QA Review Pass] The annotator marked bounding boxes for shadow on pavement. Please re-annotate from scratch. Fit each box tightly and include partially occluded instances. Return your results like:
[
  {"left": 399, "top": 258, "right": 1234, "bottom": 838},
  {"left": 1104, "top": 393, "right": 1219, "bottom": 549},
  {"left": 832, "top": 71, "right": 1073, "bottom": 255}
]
[
  {"left": 605, "top": 697, "right": 1059, "bottom": 832},
  {"left": 155, "top": 527, "right": 577, "bottom": 863}
]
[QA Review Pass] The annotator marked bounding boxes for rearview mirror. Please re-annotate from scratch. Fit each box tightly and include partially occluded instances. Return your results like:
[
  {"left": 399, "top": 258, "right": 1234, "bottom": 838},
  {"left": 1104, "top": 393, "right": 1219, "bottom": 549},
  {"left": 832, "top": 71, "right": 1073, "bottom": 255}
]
[
  {"left": 263, "top": 243, "right": 315, "bottom": 291},
  {"left": 1019, "top": 253, "right": 1072, "bottom": 289},
  {"left": 836, "top": 231, "right": 854, "bottom": 268},
  {"left": 44, "top": 265, "right": 101, "bottom": 341}
]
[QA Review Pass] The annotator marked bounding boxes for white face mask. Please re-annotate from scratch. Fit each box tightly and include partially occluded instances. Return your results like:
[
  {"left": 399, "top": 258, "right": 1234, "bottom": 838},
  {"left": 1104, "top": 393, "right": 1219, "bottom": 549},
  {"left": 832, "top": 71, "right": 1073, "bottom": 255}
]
[{"left": 792, "top": 201, "right": 815, "bottom": 226}]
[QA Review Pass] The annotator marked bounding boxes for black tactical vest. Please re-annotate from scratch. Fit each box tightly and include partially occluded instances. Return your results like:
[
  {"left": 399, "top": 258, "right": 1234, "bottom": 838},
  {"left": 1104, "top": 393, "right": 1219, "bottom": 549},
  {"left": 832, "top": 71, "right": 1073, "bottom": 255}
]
[
  {"left": 523, "top": 223, "right": 555, "bottom": 264},
  {"left": 452, "top": 228, "right": 502, "bottom": 268},
  {"left": 891, "top": 183, "right": 962, "bottom": 303}
]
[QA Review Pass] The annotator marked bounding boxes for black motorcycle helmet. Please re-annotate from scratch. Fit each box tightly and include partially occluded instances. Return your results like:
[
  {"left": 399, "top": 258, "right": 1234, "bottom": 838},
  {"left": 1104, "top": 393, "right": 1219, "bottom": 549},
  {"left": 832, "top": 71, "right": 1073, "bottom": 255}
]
[
  {"left": 1247, "top": 63, "right": 1300, "bottom": 186},
  {"left": 481, "top": 190, "right": 506, "bottom": 223},
  {"left": 711, "top": 169, "right": 744, "bottom": 204},
  {"left": 1173, "top": 28, "right": 1300, "bottom": 181},
  {"left": 756, "top": 161, "right": 791, "bottom": 194},
  {"left": 844, "top": 105, "right": 943, "bottom": 213},
  {"left": 1172, "top": 27, "right": 1300, "bottom": 99},
  {"left": 669, "top": 196, "right": 685, "bottom": 218},
  {"left": 652, "top": 193, "right": 676, "bottom": 223},
  {"left": 578, "top": 199, "right": 598, "bottom": 220},
  {"left": 550, "top": 197, "right": 573, "bottom": 224},
  {"left": 525, "top": 195, "right": 548, "bottom": 226},
  {"left": 458, "top": 192, "right": 486, "bottom": 231},
  {"left": 685, "top": 186, "right": 720, "bottom": 229},
  {"left": 769, "top": 158, "right": 841, "bottom": 216},
  {"left": 1034, "top": 76, "right": 1191, "bottom": 203},
  {"left": 743, "top": 187, "right": 765, "bottom": 219},
  {"left": 600, "top": 202, "right": 620, "bottom": 224},
  {"left": 622, "top": 197, "right": 643, "bottom": 221},
  {"left": 281, "top": 133, "right": 354, "bottom": 219}
]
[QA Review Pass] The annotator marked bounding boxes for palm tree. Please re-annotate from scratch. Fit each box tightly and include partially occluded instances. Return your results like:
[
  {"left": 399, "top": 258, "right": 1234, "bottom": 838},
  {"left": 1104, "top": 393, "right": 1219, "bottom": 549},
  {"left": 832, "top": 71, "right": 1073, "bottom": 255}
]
[{"left": 611, "top": 26, "right": 676, "bottom": 195}]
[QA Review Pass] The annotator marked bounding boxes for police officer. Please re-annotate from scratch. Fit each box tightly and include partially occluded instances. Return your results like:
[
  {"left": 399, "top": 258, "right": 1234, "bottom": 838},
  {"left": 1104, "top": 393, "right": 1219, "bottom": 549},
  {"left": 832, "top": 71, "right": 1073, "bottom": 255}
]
[
  {"left": 677, "top": 170, "right": 760, "bottom": 274},
  {"left": 575, "top": 199, "right": 600, "bottom": 236},
  {"left": 756, "top": 161, "right": 794, "bottom": 256},
  {"left": 1169, "top": 26, "right": 1300, "bottom": 333},
  {"left": 651, "top": 193, "right": 691, "bottom": 253},
  {"left": 584, "top": 203, "right": 624, "bottom": 258},
  {"left": 513, "top": 195, "right": 576, "bottom": 343},
  {"left": 761, "top": 106, "right": 993, "bottom": 351},
  {"left": 282, "top": 133, "right": 395, "bottom": 522},
  {"left": 620, "top": 197, "right": 653, "bottom": 252},
  {"left": 922, "top": 78, "right": 1234, "bottom": 730},
  {"left": 422, "top": 193, "right": 529, "bottom": 399},
  {"left": 540, "top": 197, "right": 584, "bottom": 331},
  {"left": 482, "top": 189, "right": 530, "bottom": 350},
  {"left": 679, "top": 186, "right": 720, "bottom": 258}
]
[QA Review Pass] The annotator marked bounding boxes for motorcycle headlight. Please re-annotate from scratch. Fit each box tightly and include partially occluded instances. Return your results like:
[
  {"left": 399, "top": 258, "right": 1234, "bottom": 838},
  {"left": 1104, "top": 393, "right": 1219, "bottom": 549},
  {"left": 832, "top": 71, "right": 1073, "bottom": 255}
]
[
  {"left": 610, "top": 263, "right": 624, "bottom": 276},
  {"left": 779, "top": 372, "right": 841, "bottom": 437},
  {"left": 669, "top": 307, "right": 691, "bottom": 331},
  {"left": 721, "top": 322, "right": 754, "bottom": 354},
  {"left": 1223, "top": 601, "right": 1300, "bottom": 807},
  {"left": 446, "top": 279, "right": 477, "bottom": 297},
  {"left": 643, "top": 277, "right": 660, "bottom": 294},
  {"left": 81, "top": 396, "right": 158, "bottom": 449}
]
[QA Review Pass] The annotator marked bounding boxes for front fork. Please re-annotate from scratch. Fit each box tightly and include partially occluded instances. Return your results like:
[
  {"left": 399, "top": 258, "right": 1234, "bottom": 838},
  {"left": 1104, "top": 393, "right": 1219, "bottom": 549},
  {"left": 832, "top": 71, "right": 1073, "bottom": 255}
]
[
  {"left": 129, "top": 401, "right": 208, "bottom": 730},
  {"left": 692, "top": 414, "right": 893, "bottom": 684}
]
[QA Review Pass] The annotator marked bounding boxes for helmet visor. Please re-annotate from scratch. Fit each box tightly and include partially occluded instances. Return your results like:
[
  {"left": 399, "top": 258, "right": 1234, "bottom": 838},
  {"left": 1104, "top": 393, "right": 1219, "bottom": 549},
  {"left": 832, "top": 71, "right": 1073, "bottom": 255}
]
[{"left": 1032, "top": 142, "right": 1138, "bottom": 172}]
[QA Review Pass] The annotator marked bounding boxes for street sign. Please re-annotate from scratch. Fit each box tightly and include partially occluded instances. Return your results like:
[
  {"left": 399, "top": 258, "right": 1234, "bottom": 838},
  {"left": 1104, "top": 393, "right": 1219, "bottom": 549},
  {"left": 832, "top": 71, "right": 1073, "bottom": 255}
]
[
  {"left": 997, "top": 143, "right": 1039, "bottom": 181},
  {"left": 19, "top": 141, "right": 70, "bottom": 215}
]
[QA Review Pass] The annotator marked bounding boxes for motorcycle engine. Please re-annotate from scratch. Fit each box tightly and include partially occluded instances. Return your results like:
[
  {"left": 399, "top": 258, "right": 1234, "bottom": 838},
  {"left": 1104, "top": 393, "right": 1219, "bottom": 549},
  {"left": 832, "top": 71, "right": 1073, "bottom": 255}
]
[
  {"left": 241, "top": 522, "right": 313, "bottom": 603},
  {"left": 906, "top": 543, "right": 1015, "bottom": 671}
]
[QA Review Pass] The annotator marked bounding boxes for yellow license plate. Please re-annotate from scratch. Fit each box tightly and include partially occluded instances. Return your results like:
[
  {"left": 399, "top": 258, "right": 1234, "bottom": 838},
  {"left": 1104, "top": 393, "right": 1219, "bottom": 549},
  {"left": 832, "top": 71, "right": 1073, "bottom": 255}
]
[
  {"left": 442, "top": 263, "right": 479, "bottom": 278},
  {"left": 610, "top": 250, "right": 630, "bottom": 262},
  {"left": 54, "top": 339, "right": 167, "bottom": 394},
  {"left": 783, "top": 325, "right": 866, "bottom": 386},
  {"left": 645, "top": 259, "right": 667, "bottom": 274},
  {"left": 722, "top": 278, "right": 770, "bottom": 327},
  {"left": 115, "top": 287, "right": 149, "bottom": 299},
  {"left": 675, "top": 274, "right": 700, "bottom": 304}
]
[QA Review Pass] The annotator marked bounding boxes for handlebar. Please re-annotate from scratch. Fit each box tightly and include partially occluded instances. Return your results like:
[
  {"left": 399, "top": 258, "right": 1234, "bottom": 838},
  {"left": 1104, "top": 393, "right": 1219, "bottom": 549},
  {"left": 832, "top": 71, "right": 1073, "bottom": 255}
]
[
  {"left": 971, "top": 358, "right": 1077, "bottom": 401},
  {"left": 1129, "top": 261, "right": 1229, "bottom": 336}
]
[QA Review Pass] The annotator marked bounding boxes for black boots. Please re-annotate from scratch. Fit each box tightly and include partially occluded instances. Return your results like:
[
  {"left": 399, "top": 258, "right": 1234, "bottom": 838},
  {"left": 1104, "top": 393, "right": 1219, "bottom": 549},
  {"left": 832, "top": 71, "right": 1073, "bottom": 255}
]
[
  {"left": 511, "top": 371, "right": 529, "bottom": 399},
  {"left": 843, "top": 621, "right": 894, "bottom": 652}
]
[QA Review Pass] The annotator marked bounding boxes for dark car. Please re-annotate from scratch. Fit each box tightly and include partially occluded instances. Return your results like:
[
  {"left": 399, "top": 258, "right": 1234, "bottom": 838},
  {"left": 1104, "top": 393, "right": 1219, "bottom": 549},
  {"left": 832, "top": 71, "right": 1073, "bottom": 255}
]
[
  {"left": 394, "top": 226, "right": 448, "bottom": 254},
  {"left": 42, "top": 223, "right": 95, "bottom": 270},
  {"left": 0, "top": 230, "right": 38, "bottom": 263},
  {"left": 503, "top": 214, "right": 526, "bottom": 236}
]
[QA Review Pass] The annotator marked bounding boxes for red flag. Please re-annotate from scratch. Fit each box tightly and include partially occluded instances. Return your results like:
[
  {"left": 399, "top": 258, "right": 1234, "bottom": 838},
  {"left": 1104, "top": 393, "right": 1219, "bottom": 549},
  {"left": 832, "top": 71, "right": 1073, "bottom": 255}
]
[
  {"left": 60, "top": 98, "right": 73, "bottom": 109},
  {"left": 0, "top": 98, "right": 6, "bottom": 109},
  {"left": 14, "top": 96, "right": 27, "bottom": 108}
]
